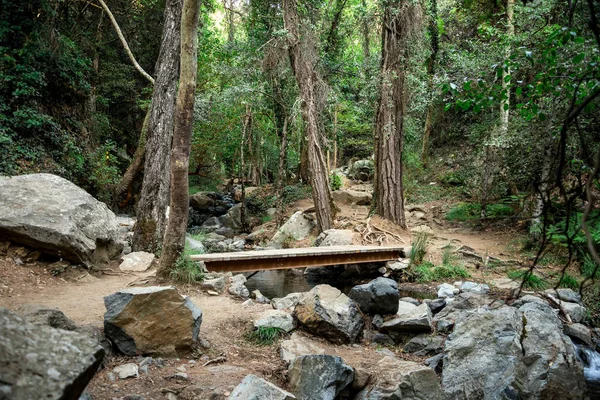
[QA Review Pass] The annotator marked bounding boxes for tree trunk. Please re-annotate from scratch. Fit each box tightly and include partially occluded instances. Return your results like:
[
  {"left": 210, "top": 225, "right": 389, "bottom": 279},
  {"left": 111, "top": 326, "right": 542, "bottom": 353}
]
[
  {"left": 374, "top": 1, "right": 421, "bottom": 229},
  {"left": 132, "top": 0, "right": 183, "bottom": 252},
  {"left": 157, "top": 0, "right": 201, "bottom": 279},
  {"left": 276, "top": 117, "right": 289, "bottom": 227},
  {"left": 283, "top": 0, "right": 334, "bottom": 233}
]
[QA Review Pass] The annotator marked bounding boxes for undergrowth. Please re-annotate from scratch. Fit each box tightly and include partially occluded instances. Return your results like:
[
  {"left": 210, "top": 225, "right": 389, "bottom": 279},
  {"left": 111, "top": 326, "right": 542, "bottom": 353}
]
[
  {"left": 410, "top": 231, "right": 430, "bottom": 265},
  {"left": 245, "top": 326, "right": 286, "bottom": 346},
  {"left": 507, "top": 270, "right": 548, "bottom": 290},
  {"left": 414, "top": 261, "right": 471, "bottom": 283},
  {"left": 169, "top": 251, "right": 205, "bottom": 284}
]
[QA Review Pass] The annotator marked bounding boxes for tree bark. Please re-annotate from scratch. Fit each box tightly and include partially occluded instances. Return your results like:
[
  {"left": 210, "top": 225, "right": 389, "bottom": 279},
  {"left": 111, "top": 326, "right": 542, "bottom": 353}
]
[
  {"left": 276, "top": 117, "right": 289, "bottom": 226},
  {"left": 283, "top": 0, "right": 335, "bottom": 233},
  {"left": 132, "top": 0, "right": 183, "bottom": 252},
  {"left": 157, "top": 0, "right": 201, "bottom": 279},
  {"left": 374, "top": 1, "right": 421, "bottom": 229}
]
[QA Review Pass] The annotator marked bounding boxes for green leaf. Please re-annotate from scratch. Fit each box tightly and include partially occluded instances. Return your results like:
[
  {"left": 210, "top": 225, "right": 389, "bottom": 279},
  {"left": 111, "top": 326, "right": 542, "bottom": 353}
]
[
  {"left": 573, "top": 53, "right": 585, "bottom": 64},
  {"left": 503, "top": 103, "right": 509, "bottom": 111},
  {"left": 444, "top": 103, "right": 452, "bottom": 111},
  {"left": 539, "top": 113, "right": 546, "bottom": 121},
  {"left": 516, "top": 87, "right": 522, "bottom": 96},
  {"left": 463, "top": 81, "right": 472, "bottom": 91}
]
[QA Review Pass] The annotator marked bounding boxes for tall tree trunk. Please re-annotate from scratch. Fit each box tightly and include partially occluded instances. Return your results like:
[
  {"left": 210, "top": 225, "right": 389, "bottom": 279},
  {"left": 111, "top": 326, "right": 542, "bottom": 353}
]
[
  {"left": 375, "top": 1, "right": 421, "bottom": 229},
  {"left": 421, "top": 0, "right": 438, "bottom": 168},
  {"left": 276, "top": 117, "right": 289, "bottom": 227},
  {"left": 481, "top": 0, "right": 514, "bottom": 219},
  {"left": 240, "top": 105, "right": 252, "bottom": 233},
  {"left": 361, "top": 0, "right": 370, "bottom": 64},
  {"left": 283, "top": 0, "right": 335, "bottom": 233},
  {"left": 157, "top": 0, "right": 201, "bottom": 279},
  {"left": 132, "top": 0, "right": 183, "bottom": 253}
]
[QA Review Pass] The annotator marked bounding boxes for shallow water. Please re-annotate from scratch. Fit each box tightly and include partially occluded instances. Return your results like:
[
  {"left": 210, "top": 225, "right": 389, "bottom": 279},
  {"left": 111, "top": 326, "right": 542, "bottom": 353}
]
[{"left": 574, "top": 343, "right": 600, "bottom": 399}]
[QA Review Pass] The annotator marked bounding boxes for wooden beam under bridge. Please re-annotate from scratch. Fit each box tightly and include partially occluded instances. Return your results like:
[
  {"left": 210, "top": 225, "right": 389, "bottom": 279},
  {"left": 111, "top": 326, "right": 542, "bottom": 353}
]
[{"left": 190, "top": 245, "right": 405, "bottom": 273}]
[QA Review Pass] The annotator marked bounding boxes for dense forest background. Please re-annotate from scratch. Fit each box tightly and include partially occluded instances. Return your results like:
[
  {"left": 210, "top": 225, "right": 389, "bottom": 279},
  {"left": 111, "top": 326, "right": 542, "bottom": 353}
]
[{"left": 1, "top": 0, "right": 599, "bottom": 293}]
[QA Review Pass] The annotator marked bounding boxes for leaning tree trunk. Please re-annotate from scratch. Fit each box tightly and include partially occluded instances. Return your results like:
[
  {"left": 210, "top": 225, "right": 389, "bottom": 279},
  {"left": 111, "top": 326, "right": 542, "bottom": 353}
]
[
  {"left": 374, "top": 1, "right": 421, "bottom": 229},
  {"left": 283, "top": 0, "right": 334, "bottom": 233},
  {"left": 157, "top": 0, "right": 201, "bottom": 279},
  {"left": 132, "top": 0, "right": 183, "bottom": 253}
]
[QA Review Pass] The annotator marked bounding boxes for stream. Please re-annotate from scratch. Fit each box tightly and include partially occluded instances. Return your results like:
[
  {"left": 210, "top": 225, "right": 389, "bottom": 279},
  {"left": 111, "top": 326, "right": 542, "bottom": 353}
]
[{"left": 574, "top": 343, "right": 600, "bottom": 399}]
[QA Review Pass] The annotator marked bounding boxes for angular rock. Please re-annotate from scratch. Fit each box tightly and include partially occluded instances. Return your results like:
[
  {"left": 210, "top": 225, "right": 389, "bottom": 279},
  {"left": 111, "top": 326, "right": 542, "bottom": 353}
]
[
  {"left": 356, "top": 356, "right": 444, "bottom": 400},
  {"left": 437, "top": 283, "right": 459, "bottom": 298},
  {"left": 189, "top": 192, "right": 215, "bottom": 211},
  {"left": 332, "top": 189, "right": 372, "bottom": 206},
  {"left": 200, "top": 217, "right": 221, "bottom": 232},
  {"left": 386, "top": 259, "right": 409, "bottom": 271},
  {"left": 294, "top": 285, "right": 364, "bottom": 344},
  {"left": 561, "top": 301, "right": 587, "bottom": 323},
  {"left": 280, "top": 332, "right": 325, "bottom": 364},
  {"left": 546, "top": 288, "right": 582, "bottom": 304},
  {"left": 228, "top": 274, "right": 249, "bottom": 298},
  {"left": 372, "top": 333, "right": 394, "bottom": 346},
  {"left": 517, "top": 301, "right": 587, "bottom": 399},
  {"left": 201, "top": 277, "right": 226, "bottom": 294},
  {"left": 251, "top": 289, "right": 269, "bottom": 304},
  {"left": 119, "top": 251, "right": 155, "bottom": 272},
  {"left": 0, "top": 307, "right": 104, "bottom": 399},
  {"left": 271, "top": 212, "right": 315, "bottom": 245},
  {"left": 314, "top": 229, "right": 354, "bottom": 247},
  {"left": 229, "top": 374, "right": 296, "bottom": 400},
  {"left": 564, "top": 323, "right": 593, "bottom": 347},
  {"left": 288, "top": 355, "right": 354, "bottom": 400},
  {"left": 372, "top": 314, "right": 384, "bottom": 330},
  {"left": 254, "top": 310, "right": 296, "bottom": 333},
  {"left": 424, "top": 298, "right": 446, "bottom": 315},
  {"left": 348, "top": 277, "right": 399, "bottom": 315},
  {"left": 347, "top": 159, "right": 374, "bottom": 182},
  {"left": 113, "top": 363, "right": 138, "bottom": 379},
  {"left": 460, "top": 281, "right": 489, "bottom": 294},
  {"left": 425, "top": 353, "right": 444, "bottom": 374},
  {"left": 442, "top": 307, "right": 524, "bottom": 399},
  {"left": 104, "top": 286, "right": 202, "bottom": 356},
  {"left": 185, "top": 236, "right": 205, "bottom": 253},
  {"left": 511, "top": 294, "right": 546, "bottom": 308},
  {"left": 272, "top": 293, "right": 304, "bottom": 311},
  {"left": 0, "top": 173, "right": 123, "bottom": 266},
  {"left": 381, "top": 302, "right": 432, "bottom": 333},
  {"left": 399, "top": 297, "right": 420, "bottom": 306},
  {"left": 403, "top": 334, "right": 444, "bottom": 356},
  {"left": 18, "top": 304, "right": 77, "bottom": 331}
]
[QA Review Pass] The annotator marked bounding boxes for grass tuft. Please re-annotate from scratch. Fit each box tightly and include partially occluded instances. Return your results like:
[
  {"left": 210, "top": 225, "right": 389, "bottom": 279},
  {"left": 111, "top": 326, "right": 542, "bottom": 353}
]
[
  {"left": 557, "top": 273, "right": 579, "bottom": 290},
  {"left": 507, "top": 270, "right": 548, "bottom": 290},
  {"left": 169, "top": 252, "right": 205, "bottom": 284},
  {"left": 410, "top": 231, "right": 430, "bottom": 265},
  {"left": 245, "top": 326, "right": 286, "bottom": 346},
  {"left": 414, "top": 261, "right": 471, "bottom": 283}
]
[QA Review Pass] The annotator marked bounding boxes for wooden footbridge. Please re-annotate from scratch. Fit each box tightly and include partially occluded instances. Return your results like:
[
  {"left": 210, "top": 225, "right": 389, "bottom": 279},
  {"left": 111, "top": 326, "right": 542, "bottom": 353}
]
[{"left": 190, "top": 245, "right": 405, "bottom": 273}]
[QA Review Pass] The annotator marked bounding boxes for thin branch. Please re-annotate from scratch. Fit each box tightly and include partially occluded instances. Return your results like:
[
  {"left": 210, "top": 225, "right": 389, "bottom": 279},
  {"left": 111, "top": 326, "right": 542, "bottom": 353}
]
[{"left": 96, "top": 0, "right": 155, "bottom": 84}]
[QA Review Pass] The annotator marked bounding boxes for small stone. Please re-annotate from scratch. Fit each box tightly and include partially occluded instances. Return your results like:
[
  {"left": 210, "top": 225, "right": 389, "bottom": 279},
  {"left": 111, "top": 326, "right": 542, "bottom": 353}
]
[
  {"left": 119, "top": 252, "right": 155, "bottom": 272},
  {"left": 207, "top": 290, "right": 219, "bottom": 296},
  {"left": 166, "top": 372, "right": 188, "bottom": 381},
  {"left": 372, "top": 314, "right": 384, "bottom": 330},
  {"left": 242, "top": 299, "right": 254, "bottom": 307},
  {"left": 437, "top": 283, "right": 459, "bottom": 298},
  {"left": 113, "top": 363, "right": 138, "bottom": 379},
  {"left": 400, "top": 297, "right": 420, "bottom": 306},
  {"left": 107, "top": 372, "right": 116, "bottom": 382},
  {"left": 201, "top": 277, "right": 226, "bottom": 294},
  {"left": 176, "top": 365, "right": 186, "bottom": 372}
]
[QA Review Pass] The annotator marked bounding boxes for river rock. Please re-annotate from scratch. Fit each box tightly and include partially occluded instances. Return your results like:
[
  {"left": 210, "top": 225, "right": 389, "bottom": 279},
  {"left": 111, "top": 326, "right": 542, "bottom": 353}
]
[
  {"left": 386, "top": 259, "right": 409, "bottom": 271},
  {"left": 280, "top": 332, "right": 325, "bottom": 364},
  {"left": 347, "top": 159, "right": 374, "bottom": 182},
  {"left": 442, "top": 307, "right": 524, "bottom": 399},
  {"left": 271, "top": 212, "right": 315, "bottom": 245},
  {"left": 437, "top": 283, "right": 459, "bottom": 298},
  {"left": 403, "top": 334, "right": 444, "bottom": 356},
  {"left": 18, "top": 304, "right": 77, "bottom": 331},
  {"left": 113, "top": 363, "right": 138, "bottom": 379},
  {"left": 314, "top": 229, "right": 354, "bottom": 247},
  {"left": 228, "top": 274, "right": 249, "bottom": 298},
  {"left": 0, "top": 307, "right": 104, "bottom": 399},
  {"left": 103, "top": 286, "right": 202, "bottom": 356},
  {"left": 332, "top": 189, "right": 372, "bottom": 206},
  {"left": 272, "top": 292, "right": 304, "bottom": 311},
  {"left": 561, "top": 301, "right": 587, "bottom": 323},
  {"left": 548, "top": 288, "right": 582, "bottom": 303},
  {"left": 348, "top": 277, "right": 399, "bottom": 315},
  {"left": 201, "top": 277, "right": 226, "bottom": 294},
  {"left": 564, "top": 323, "right": 593, "bottom": 347},
  {"left": 229, "top": 374, "right": 296, "bottom": 400},
  {"left": 189, "top": 192, "right": 215, "bottom": 210},
  {"left": 251, "top": 289, "right": 270, "bottom": 304},
  {"left": 119, "top": 251, "right": 155, "bottom": 272},
  {"left": 201, "top": 217, "right": 221, "bottom": 232},
  {"left": 355, "top": 356, "right": 444, "bottom": 400},
  {"left": 294, "top": 285, "right": 364, "bottom": 344},
  {"left": 0, "top": 173, "right": 123, "bottom": 266},
  {"left": 380, "top": 302, "right": 432, "bottom": 334},
  {"left": 185, "top": 236, "right": 205, "bottom": 253},
  {"left": 288, "top": 355, "right": 354, "bottom": 400},
  {"left": 219, "top": 204, "right": 249, "bottom": 231},
  {"left": 424, "top": 298, "right": 446, "bottom": 314},
  {"left": 460, "top": 281, "right": 489, "bottom": 294},
  {"left": 254, "top": 310, "right": 296, "bottom": 333}
]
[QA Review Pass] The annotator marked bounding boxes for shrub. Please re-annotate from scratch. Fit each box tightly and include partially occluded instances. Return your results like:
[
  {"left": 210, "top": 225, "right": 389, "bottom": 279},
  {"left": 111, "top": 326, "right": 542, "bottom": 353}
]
[
  {"left": 446, "top": 203, "right": 480, "bottom": 222},
  {"left": 245, "top": 326, "right": 286, "bottom": 345},
  {"left": 281, "top": 184, "right": 311, "bottom": 205}
]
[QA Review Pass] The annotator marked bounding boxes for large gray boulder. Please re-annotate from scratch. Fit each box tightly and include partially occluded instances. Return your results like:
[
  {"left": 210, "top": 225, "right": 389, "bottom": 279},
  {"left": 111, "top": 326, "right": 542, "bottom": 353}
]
[
  {"left": 346, "top": 159, "right": 374, "bottom": 182},
  {"left": 381, "top": 301, "right": 432, "bottom": 333},
  {"left": 104, "top": 286, "right": 202, "bottom": 356},
  {"left": 442, "top": 303, "right": 587, "bottom": 399},
  {"left": 294, "top": 285, "right": 364, "bottom": 344},
  {"left": 280, "top": 332, "right": 325, "bottom": 364},
  {"left": 272, "top": 292, "right": 304, "bottom": 311},
  {"left": 314, "top": 229, "right": 354, "bottom": 247},
  {"left": 348, "top": 277, "right": 399, "bottom": 315},
  {"left": 254, "top": 310, "right": 296, "bottom": 333},
  {"left": 0, "top": 174, "right": 123, "bottom": 266},
  {"left": 355, "top": 356, "right": 444, "bottom": 400},
  {"left": 271, "top": 212, "right": 315, "bottom": 246},
  {"left": 18, "top": 304, "right": 77, "bottom": 331},
  {"left": 229, "top": 374, "right": 295, "bottom": 400},
  {"left": 288, "top": 355, "right": 354, "bottom": 400},
  {"left": 0, "top": 307, "right": 104, "bottom": 400}
]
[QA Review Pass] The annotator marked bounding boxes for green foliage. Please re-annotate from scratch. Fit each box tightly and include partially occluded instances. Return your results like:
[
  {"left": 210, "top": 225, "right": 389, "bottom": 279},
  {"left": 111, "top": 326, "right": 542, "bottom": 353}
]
[
  {"left": 581, "top": 253, "right": 599, "bottom": 279},
  {"left": 414, "top": 261, "right": 471, "bottom": 283},
  {"left": 507, "top": 270, "right": 548, "bottom": 291},
  {"left": 281, "top": 184, "right": 311, "bottom": 205},
  {"left": 246, "top": 192, "right": 276, "bottom": 216},
  {"left": 446, "top": 201, "right": 515, "bottom": 222},
  {"left": 245, "top": 326, "right": 286, "bottom": 346},
  {"left": 410, "top": 231, "right": 430, "bottom": 265},
  {"left": 557, "top": 273, "right": 579, "bottom": 291},
  {"left": 169, "top": 252, "right": 205, "bottom": 284},
  {"left": 330, "top": 172, "right": 343, "bottom": 191}
]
